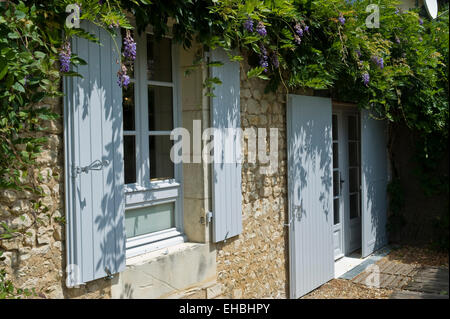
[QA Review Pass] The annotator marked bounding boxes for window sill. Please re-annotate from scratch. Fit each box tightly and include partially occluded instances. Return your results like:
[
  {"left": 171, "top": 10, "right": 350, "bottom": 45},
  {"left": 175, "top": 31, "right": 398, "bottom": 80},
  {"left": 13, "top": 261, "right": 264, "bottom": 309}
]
[
  {"left": 125, "top": 242, "right": 208, "bottom": 266},
  {"left": 126, "top": 232, "right": 186, "bottom": 259}
]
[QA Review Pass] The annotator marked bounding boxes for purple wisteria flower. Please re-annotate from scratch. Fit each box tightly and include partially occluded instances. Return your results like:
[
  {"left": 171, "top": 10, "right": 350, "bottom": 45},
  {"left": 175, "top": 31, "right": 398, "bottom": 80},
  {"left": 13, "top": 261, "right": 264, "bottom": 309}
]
[
  {"left": 338, "top": 14, "right": 345, "bottom": 25},
  {"left": 243, "top": 18, "right": 254, "bottom": 32},
  {"left": 259, "top": 43, "right": 269, "bottom": 72},
  {"left": 372, "top": 56, "right": 384, "bottom": 69},
  {"left": 59, "top": 42, "right": 71, "bottom": 73},
  {"left": 362, "top": 72, "right": 370, "bottom": 87},
  {"left": 304, "top": 25, "right": 309, "bottom": 33},
  {"left": 294, "top": 23, "right": 303, "bottom": 37},
  {"left": 355, "top": 49, "right": 361, "bottom": 58},
  {"left": 271, "top": 52, "right": 279, "bottom": 69},
  {"left": 256, "top": 21, "right": 267, "bottom": 37},
  {"left": 294, "top": 35, "right": 302, "bottom": 45},
  {"left": 117, "top": 64, "right": 130, "bottom": 88},
  {"left": 123, "top": 30, "right": 136, "bottom": 61},
  {"left": 395, "top": 37, "right": 401, "bottom": 44},
  {"left": 395, "top": 8, "right": 400, "bottom": 15},
  {"left": 419, "top": 18, "right": 423, "bottom": 25}
]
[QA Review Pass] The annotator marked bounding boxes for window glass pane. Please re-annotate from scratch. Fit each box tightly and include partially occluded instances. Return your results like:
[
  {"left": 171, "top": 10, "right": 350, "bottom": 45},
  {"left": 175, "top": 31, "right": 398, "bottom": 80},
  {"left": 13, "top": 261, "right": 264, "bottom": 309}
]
[
  {"left": 348, "top": 141, "right": 358, "bottom": 167},
  {"left": 147, "top": 35, "right": 172, "bottom": 82},
  {"left": 150, "top": 135, "right": 174, "bottom": 180},
  {"left": 148, "top": 86, "right": 173, "bottom": 131},
  {"left": 333, "top": 171, "right": 339, "bottom": 197},
  {"left": 350, "top": 194, "right": 359, "bottom": 219},
  {"left": 332, "top": 114, "right": 338, "bottom": 140},
  {"left": 124, "top": 136, "right": 136, "bottom": 184},
  {"left": 348, "top": 115, "right": 357, "bottom": 140},
  {"left": 333, "top": 143, "right": 339, "bottom": 169},
  {"left": 123, "top": 82, "right": 135, "bottom": 131},
  {"left": 125, "top": 202, "right": 175, "bottom": 238},
  {"left": 349, "top": 167, "right": 359, "bottom": 193},
  {"left": 333, "top": 198, "right": 340, "bottom": 225}
]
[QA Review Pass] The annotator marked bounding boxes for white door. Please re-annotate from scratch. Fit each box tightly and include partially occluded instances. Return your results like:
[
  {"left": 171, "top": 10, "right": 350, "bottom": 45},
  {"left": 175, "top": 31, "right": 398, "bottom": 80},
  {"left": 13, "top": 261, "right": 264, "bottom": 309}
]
[
  {"left": 287, "top": 95, "right": 334, "bottom": 299},
  {"left": 332, "top": 111, "right": 362, "bottom": 258}
]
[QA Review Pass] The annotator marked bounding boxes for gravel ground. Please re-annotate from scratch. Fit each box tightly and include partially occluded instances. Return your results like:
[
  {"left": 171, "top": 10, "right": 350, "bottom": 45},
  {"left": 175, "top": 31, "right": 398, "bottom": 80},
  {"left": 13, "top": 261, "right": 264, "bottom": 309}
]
[
  {"left": 301, "top": 279, "right": 393, "bottom": 299},
  {"left": 386, "top": 245, "right": 449, "bottom": 268}
]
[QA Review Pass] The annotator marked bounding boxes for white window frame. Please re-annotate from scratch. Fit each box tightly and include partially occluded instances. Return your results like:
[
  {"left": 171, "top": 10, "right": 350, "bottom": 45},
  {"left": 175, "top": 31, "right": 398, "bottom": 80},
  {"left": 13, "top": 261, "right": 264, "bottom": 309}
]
[{"left": 123, "top": 30, "right": 184, "bottom": 258}]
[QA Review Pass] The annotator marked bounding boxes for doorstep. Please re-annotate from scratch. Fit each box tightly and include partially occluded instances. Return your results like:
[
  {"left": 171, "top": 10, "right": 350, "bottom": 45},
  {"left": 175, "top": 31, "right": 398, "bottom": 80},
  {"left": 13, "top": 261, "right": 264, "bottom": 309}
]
[{"left": 335, "top": 246, "right": 391, "bottom": 279}]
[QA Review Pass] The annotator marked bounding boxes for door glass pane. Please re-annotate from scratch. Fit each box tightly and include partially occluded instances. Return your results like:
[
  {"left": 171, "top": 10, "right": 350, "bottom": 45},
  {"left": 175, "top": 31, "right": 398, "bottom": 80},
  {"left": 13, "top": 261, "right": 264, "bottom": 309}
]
[
  {"left": 123, "top": 83, "right": 135, "bottom": 131},
  {"left": 333, "top": 198, "right": 340, "bottom": 225},
  {"left": 125, "top": 202, "right": 175, "bottom": 238},
  {"left": 349, "top": 167, "right": 358, "bottom": 193},
  {"left": 348, "top": 141, "right": 358, "bottom": 167},
  {"left": 349, "top": 194, "right": 359, "bottom": 219},
  {"left": 150, "top": 135, "right": 174, "bottom": 180},
  {"left": 124, "top": 136, "right": 136, "bottom": 184},
  {"left": 147, "top": 35, "right": 172, "bottom": 82},
  {"left": 348, "top": 115, "right": 357, "bottom": 140},
  {"left": 333, "top": 171, "right": 339, "bottom": 197},
  {"left": 332, "top": 114, "right": 338, "bottom": 140},
  {"left": 148, "top": 86, "right": 173, "bottom": 131},
  {"left": 333, "top": 143, "right": 339, "bottom": 169}
]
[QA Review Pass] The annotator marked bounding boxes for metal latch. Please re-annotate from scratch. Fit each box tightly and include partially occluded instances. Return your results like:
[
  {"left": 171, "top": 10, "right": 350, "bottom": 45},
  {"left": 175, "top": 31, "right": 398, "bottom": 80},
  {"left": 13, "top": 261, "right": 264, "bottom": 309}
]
[
  {"left": 73, "top": 159, "right": 109, "bottom": 176},
  {"left": 200, "top": 211, "right": 213, "bottom": 225}
]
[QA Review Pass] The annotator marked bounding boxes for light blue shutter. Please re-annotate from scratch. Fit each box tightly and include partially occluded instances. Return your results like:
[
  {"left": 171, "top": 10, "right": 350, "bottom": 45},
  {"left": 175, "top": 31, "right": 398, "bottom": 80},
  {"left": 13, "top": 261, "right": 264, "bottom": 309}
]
[
  {"left": 63, "top": 22, "right": 126, "bottom": 286},
  {"left": 361, "top": 109, "right": 388, "bottom": 257},
  {"left": 210, "top": 48, "right": 242, "bottom": 242},
  {"left": 287, "top": 94, "right": 334, "bottom": 299}
]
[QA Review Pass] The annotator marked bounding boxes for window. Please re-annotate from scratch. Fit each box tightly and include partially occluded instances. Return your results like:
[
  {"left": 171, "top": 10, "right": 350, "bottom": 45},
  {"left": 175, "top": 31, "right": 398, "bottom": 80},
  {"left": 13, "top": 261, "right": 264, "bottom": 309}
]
[{"left": 122, "top": 31, "right": 183, "bottom": 257}]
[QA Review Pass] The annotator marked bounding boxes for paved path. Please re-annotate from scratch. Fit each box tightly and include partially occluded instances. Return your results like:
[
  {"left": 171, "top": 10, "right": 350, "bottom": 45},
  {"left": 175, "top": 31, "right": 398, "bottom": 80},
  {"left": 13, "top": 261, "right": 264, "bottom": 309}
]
[
  {"left": 390, "top": 266, "right": 449, "bottom": 299},
  {"left": 342, "top": 256, "right": 449, "bottom": 299}
]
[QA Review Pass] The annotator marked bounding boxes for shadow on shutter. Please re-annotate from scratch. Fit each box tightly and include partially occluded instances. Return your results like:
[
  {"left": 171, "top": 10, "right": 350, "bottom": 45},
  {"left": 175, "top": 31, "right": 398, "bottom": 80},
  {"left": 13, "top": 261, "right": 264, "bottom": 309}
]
[
  {"left": 210, "top": 49, "right": 242, "bottom": 243},
  {"left": 361, "top": 109, "right": 388, "bottom": 258},
  {"left": 63, "top": 22, "right": 126, "bottom": 287}
]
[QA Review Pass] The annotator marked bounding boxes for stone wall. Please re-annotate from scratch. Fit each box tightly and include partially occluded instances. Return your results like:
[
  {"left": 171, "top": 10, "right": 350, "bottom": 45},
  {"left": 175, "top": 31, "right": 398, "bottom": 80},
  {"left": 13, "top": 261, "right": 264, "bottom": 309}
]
[
  {"left": 215, "top": 62, "right": 290, "bottom": 299},
  {"left": 0, "top": 93, "right": 111, "bottom": 299}
]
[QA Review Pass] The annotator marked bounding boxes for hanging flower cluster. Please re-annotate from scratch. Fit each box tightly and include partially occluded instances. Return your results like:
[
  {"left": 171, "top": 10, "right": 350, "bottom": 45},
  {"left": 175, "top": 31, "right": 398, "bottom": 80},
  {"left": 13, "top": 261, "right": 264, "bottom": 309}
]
[
  {"left": 117, "top": 64, "right": 130, "bottom": 88},
  {"left": 123, "top": 30, "right": 136, "bottom": 61},
  {"left": 243, "top": 18, "right": 254, "bottom": 32},
  {"left": 362, "top": 72, "right": 370, "bottom": 87},
  {"left": 259, "top": 43, "right": 269, "bottom": 72},
  {"left": 372, "top": 56, "right": 384, "bottom": 69},
  {"left": 59, "top": 41, "right": 71, "bottom": 73},
  {"left": 338, "top": 13, "right": 346, "bottom": 25},
  {"left": 117, "top": 29, "right": 136, "bottom": 88},
  {"left": 256, "top": 21, "right": 267, "bottom": 37}
]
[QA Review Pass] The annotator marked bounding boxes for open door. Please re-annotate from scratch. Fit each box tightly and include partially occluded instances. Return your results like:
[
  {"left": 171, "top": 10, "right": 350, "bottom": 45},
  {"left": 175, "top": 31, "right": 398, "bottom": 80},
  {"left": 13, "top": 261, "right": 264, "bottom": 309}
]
[
  {"left": 361, "top": 109, "right": 388, "bottom": 258},
  {"left": 287, "top": 95, "right": 334, "bottom": 298}
]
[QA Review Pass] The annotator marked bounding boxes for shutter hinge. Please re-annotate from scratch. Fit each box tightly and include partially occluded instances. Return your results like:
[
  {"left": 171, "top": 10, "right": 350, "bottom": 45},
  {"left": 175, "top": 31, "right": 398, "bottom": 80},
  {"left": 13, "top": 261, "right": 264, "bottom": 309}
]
[
  {"left": 73, "top": 159, "right": 109, "bottom": 177},
  {"left": 104, "top": 267, "right": 114, "bottom": 280}
]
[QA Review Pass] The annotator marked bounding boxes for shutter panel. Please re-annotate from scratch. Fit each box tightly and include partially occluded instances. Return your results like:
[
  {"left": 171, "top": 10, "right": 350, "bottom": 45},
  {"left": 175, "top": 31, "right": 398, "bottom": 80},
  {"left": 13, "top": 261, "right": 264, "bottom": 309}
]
[
  {"left": 63, "top": 22, "right": 126, "bottom": 286},
  {"left": 210, "top": 48, "right": 242, "bottom": 242},
  {"left": 361, "top": 109, "right": 388, "bottom": 258},
  {"left": 287, "top": 94, "right": 334, "bottom": 298}
]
